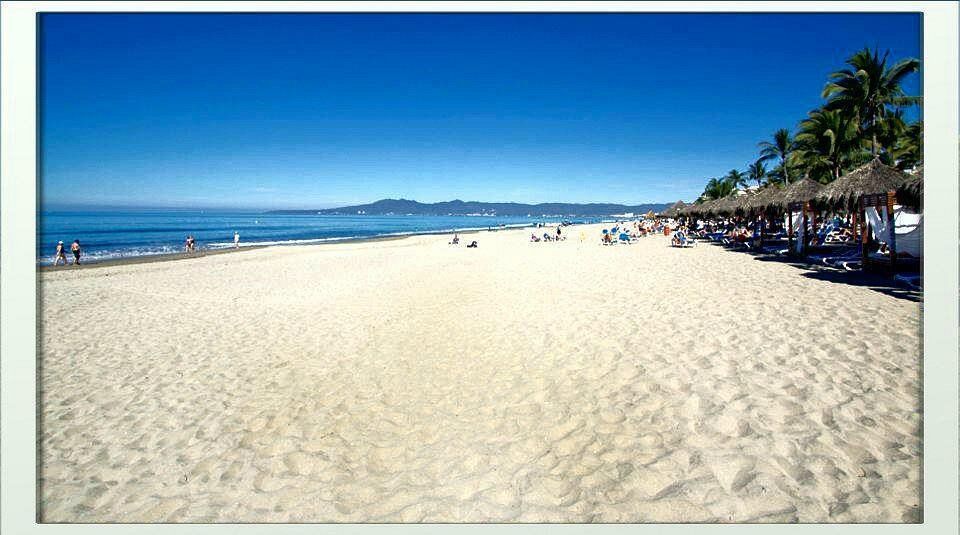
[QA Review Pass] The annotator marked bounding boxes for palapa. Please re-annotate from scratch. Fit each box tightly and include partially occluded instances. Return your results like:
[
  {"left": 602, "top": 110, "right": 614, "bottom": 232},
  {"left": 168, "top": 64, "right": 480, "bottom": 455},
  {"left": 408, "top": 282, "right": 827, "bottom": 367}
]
[
  {"left": 745, "top": 184, "right": 783, "bottom": 212},
  {"left": 816, "top": 158, "right": 912, "bottom": 208},
  {"left": 662, "top": 200, "right": 686, "bottom": 217},
  {"left": 771, "top": 177, "right": 823, "bottom": 207},
  {"left": 684, "top": 199, "right": 713, "bottom": 216}
]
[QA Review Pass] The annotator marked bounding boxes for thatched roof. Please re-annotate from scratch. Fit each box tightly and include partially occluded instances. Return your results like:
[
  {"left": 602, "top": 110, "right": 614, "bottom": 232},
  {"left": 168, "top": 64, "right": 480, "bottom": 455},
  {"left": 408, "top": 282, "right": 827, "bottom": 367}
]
[
  {"left": 685, "top": 198, "right": 716, "bottom": 215},
  {"left": 661, "top": 200, "right": 686, "bottom": 217},
  {"left": 771, "top": 177, "right": 823, "bottom": 207},
  {"left": 708, "top": 195, "right": 735, "bottom": 215},
  {"left": 746, "top": 184, "right": 784, "bottom": 211},
  {"left": 728, "top": 192, "right": 755, "bottom": 214},
  {"left": 816, "top": 158, "right": 912, "bottom": 207}
]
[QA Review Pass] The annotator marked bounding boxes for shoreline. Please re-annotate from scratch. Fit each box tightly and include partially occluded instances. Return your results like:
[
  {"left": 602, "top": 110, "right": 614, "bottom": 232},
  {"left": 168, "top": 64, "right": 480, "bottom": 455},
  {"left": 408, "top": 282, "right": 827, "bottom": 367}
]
[{"left": 36, "top": 222, "right": 594, "bottom": 272}]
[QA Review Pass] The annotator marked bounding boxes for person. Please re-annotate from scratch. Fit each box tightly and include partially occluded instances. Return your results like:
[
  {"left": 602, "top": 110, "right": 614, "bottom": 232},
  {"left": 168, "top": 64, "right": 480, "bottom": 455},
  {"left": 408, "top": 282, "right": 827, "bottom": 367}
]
[
  {"left": 70, "top": 240, "right": 82, "bottom": 265},
  {"left": 52, "top": 240, "right": 67, "bottom": 266},
  {"left": 449, "top": 233, "right": 460, "bottom": 245},
  {"left": 185, "top": 235, "right": 196, "bottom": 253},
  {"left": 530, "top": 233, "right": 540, "bottom": 242},
  {"left": 556, "top": 226, "right": 562, "bottom": 240},
  {"left": 466, "top": 240, "right": 478, "bottom": 248},
  {"left": 579, "top": 230, "right": 586, "bottom": 243},
  {"left": 234, "top": 231, "right": 240, "bottom": 248}
]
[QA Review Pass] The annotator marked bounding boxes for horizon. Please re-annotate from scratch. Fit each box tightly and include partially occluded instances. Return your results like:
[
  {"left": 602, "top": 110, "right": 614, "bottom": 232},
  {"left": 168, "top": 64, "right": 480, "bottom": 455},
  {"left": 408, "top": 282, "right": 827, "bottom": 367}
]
[
  {"left": 43, "top": 196, "right": 677, "bottom": 213},
  {"left": 41, "top": 13, "right": 921, "bottom": 210}
]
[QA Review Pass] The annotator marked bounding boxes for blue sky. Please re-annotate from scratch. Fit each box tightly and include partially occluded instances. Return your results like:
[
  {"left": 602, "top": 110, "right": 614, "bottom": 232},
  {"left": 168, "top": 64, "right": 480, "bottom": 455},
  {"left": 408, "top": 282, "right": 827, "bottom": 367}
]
[{"left": 40, "top": 13, "right": 922, "bottom": 209}]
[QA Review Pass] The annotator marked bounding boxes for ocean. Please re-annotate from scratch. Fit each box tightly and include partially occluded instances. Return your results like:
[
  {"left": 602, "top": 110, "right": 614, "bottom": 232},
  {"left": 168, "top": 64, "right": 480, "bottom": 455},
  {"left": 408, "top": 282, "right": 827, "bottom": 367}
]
[{"left": 37, "top": 210, "right": 601, "bottom": 265}]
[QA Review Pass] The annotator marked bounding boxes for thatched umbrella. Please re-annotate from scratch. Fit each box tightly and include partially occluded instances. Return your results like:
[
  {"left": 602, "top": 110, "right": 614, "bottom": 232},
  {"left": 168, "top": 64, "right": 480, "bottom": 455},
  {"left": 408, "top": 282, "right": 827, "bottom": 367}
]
[
  {"left": 745, "top": 184, "right": 783, "bottom": 213},
  {"left": 731, "top": 192, "right": 757, "bottom": 214},
  {"left": 772, "top": 177, "right": 823, "bottom": 207},
  {"left": 662, "top": 200, "right": 686, "bottom": 218},
  {"left": 685, "top": 199, "right": 713, "bottom": 216},
  {"left": 712, "top": 193, "right": 752, "bottom": 215},
  {"left": 816, "top": 158, "right": 912, "bottom": 209}
]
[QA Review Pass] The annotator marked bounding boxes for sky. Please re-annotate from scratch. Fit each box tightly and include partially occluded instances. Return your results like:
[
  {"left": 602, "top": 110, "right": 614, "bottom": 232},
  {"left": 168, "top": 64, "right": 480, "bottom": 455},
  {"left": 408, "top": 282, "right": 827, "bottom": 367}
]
[{"left": 40, "top": 13, "right": 922, "bottom": 210}]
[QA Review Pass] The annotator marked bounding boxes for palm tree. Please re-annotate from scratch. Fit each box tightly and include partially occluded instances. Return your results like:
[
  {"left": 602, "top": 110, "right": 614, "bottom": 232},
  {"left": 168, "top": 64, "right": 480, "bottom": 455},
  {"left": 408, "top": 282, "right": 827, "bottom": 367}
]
[
  {"left": 725, "top": 169, "right": 748, "bottom": 190},
  {"left": 747, "top": 160, "right": 767, "bottom": 187},
  {"left": 822, "top": 48, "right": 921, "bottom": 157},
  {"left": 701, "top": 176, "right": 736, "bottom": 200},
  {"left": 758, "top": 129, "right": 796, "bottom": 185},
  {"left": 890, "top": 120, "right": 923, "bottom": 170},
  {"left": 793, "top": 108, "right": 865, "bottom": 182}
]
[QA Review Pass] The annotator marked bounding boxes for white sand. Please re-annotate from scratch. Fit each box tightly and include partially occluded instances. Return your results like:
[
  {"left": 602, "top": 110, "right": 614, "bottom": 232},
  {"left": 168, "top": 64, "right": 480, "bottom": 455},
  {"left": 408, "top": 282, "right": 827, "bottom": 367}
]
[{"left": 38, "top": 225, "right": 922, "bottom": 522}]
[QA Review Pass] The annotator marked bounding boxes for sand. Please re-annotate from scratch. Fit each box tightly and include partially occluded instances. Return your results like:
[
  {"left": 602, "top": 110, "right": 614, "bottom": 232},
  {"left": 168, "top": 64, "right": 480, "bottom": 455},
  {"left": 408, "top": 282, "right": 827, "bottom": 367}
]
[{"left": 37, "top": 224, "right": 922, "bottom": 523}]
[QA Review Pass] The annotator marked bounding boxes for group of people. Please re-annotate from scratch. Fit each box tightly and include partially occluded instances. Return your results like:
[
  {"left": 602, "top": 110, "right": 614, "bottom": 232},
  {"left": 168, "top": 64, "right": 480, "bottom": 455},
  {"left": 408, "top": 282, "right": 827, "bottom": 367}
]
[
  {"left": 49, "top": 231, "right": 242, "bottom": 267},
  {"left": 530, "top": 225, "right": 565, "bottom": 242},
  {"left": 186, "top": 232, "right": 241, "bottom": 253},
  {"left": 684, "top": 214, "right": 861, "bottom": 250},
  {"left": 51, "top": 240, "right": 82, "bottom": 266},
  {"left": 600, "top": 219, "right": 668, "bottom": 245},
  {"left": 448, "top": 233, "right": 478, "bottom": 248}
]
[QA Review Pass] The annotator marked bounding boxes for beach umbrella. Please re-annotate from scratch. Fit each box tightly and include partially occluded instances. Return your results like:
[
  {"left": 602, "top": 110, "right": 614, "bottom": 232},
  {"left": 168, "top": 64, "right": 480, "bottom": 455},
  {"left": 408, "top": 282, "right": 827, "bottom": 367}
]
[
  {"left": 770, "top": 177, "right": 824, "bottom": 207},
  {"left": 685, "top": 199, "right": 708, "bottom": 216},
  {"left": 697, "top": 198, "right": 722, "bottom": 216},
  {"left": 731, "top": 191, "right": 757, "bottom": 214},
  {"left": 745, "top": 184, "right": 783, "bottom": 213},
  {"left": 644, "top": 210, "right": 656, "bottom": 219},
  {"left": 815, "top": 157, "right": 913, "bottom": 209},
  {"left": 711, "top": 194, "right": 744, "bottom": 215},
  {"left": 662, "top": 200, "right": 686, "bottom": 218}
]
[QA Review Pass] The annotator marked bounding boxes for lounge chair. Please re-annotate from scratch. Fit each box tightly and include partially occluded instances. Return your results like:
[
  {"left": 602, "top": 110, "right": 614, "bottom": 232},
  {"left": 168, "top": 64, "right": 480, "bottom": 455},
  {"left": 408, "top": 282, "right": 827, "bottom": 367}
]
[
  {"left": 671, "top": 231, "right": 695, "bottom": 248},
  {"left": 894, "top": 273, "right": 923, "bottom": 290}
]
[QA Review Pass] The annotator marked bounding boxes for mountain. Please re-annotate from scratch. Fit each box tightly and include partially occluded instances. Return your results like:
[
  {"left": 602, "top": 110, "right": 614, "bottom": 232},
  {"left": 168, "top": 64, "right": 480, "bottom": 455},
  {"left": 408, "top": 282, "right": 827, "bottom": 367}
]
[{"left": 269, "top": 199, "right": 673, "bottom": 217}]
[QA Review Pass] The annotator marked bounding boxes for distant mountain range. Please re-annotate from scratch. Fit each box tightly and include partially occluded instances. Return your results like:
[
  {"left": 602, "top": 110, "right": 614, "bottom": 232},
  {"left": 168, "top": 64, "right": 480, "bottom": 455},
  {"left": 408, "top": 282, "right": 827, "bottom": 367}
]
[{"left": 269, "top": 199, "right": 673, "bottom": 217}]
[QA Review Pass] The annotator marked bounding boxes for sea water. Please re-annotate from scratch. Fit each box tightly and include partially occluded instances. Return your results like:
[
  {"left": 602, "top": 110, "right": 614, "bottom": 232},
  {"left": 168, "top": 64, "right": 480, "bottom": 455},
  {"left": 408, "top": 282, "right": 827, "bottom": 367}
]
[{"left": 38, "top": 210, "right": 597, "bottom": 265}]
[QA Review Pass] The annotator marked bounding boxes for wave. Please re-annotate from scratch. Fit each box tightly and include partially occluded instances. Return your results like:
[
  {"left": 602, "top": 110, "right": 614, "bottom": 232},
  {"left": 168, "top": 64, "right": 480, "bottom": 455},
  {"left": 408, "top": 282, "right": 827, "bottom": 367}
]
[{"left": 36, "top": 221, "right": 560, "bottom": 266}]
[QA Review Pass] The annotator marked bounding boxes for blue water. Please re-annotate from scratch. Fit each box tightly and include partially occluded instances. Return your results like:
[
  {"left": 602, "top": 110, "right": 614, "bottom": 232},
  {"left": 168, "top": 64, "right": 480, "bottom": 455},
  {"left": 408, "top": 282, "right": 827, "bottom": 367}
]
[{"left": 38, "top": 210, "right": 599, "bottom": 265}]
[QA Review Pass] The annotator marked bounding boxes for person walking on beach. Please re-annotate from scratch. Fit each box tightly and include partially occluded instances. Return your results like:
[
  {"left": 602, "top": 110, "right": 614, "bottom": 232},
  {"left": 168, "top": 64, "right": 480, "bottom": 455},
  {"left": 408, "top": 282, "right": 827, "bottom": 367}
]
[
  {"left": 234, "top": 231, "right": 240, "bottom": 248},
  {"left": 556, "top": 225, "right": 562, "bottom": 241},
  {"left": 52, "top": 240, "right": 67, "bottom": 266},
  {"left": 185, "top": 235, "right": 195, "bottom": 253},
  {"left": 70, "top": 240, "right": 82, "bottom": 265}
]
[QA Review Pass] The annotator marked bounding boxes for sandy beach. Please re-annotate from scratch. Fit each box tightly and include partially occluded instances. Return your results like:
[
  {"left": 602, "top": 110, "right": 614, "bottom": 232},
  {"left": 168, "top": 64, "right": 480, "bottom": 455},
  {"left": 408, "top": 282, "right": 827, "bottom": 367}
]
[{"left": 37, "top": 224, "right": 922, "bottom": 523}]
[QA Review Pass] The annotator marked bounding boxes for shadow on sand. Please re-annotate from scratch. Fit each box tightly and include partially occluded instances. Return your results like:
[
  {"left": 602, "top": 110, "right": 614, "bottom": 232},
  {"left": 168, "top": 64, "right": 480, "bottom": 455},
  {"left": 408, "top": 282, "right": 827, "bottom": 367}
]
[{"left": 719, "top": 244, "right": 923, "bottom": 303}]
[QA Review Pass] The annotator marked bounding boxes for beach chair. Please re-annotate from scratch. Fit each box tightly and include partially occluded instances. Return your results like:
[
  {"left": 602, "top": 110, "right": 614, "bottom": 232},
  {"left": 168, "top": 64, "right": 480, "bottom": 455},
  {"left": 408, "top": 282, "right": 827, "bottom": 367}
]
[
  {"left": 813, "top": 246, "right": 860, "bottom": 268},
  {"left": 893, "top": 273, "right": 923, "bottom": 290},
  {"left": 671, "top": 231, "right": 695, "bottom": 248},
  {"left": 618, "top": 232, "right": 631, "bottom": 244}
]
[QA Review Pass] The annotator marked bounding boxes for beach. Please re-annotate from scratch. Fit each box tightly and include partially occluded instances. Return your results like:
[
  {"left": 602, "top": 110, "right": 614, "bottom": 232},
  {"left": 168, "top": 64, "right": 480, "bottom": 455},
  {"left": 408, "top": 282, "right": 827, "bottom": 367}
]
[{"left": 37, "top": 224, "right": 922, "bottom": 523}]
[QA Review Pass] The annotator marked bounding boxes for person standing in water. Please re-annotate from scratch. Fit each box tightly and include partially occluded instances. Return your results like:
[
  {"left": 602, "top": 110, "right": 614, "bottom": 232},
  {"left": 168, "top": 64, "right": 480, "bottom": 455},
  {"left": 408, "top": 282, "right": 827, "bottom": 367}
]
[
  {"left": 52, "top": 241, "right": 67, "bottom": 266},
  {"left": 234, "top": 231, "right": 240, "bottom": 248},
  {"left": 70, "top": 240, "right": 82, "bottom": 265}
]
